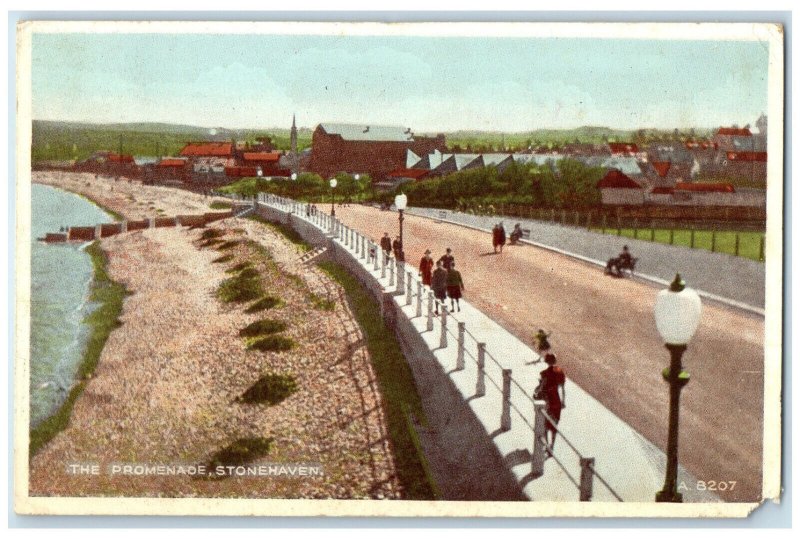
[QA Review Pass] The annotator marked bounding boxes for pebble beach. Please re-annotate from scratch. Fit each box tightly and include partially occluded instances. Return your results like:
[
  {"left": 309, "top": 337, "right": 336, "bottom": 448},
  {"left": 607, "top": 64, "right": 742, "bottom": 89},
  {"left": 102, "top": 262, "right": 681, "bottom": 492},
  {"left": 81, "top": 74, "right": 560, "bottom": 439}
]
[{"left": 29, "top": 171, "right": 402, "bottom": 499}]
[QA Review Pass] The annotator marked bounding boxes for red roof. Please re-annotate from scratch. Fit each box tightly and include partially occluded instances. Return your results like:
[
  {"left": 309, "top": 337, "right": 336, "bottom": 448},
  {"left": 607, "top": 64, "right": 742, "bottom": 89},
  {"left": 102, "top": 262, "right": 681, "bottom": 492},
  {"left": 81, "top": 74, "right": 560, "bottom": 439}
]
[
  {"left": 179, "top": 142, "right": 233, "bottom": 157},
  {"left": 675, "top": 182, "right": 735, "bottom": 193},
  {"left": 242, "top": 152, "right": 281, "bottom": 162},
  {"left": 608, "top": 142, "right": 639, "bottom": 154},
  {"left": 651, "top": 161, "right": 672, "bottom": 178},
  {"left": 726, "top": 151, "right": 767, "bottom": 162},
  {"left": 717, "top": 127, "right": 752, "bottom": 137},
  {"left": 650, "top": 187, "right": 674, "bottom": 195},
  {"left": 597, "top": 170, "right": 642, "bottom": 189},
  {"left": 158, "top": 158, "right": 187, "bottom": 167},
  {"left": 387, "top": 168, "right": 430, "bottom": 180},
  {"left": 108, "top": 153, "right": 134, "bottom": 163}
]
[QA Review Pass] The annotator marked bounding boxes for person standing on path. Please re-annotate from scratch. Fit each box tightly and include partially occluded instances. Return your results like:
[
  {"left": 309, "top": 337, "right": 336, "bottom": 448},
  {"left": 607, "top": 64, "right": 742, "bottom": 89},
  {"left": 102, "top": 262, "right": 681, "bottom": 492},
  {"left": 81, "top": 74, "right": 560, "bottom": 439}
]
[
  {"left": 438, "top": 247, "right": 455, "bottom": 270},
  {"left": 380, "top": 232, "right": 392, "bottom": 262},
  {"left": 446, "top": 262, "right": 465, "bottom": 312},
  {"left": 498, "top": 222, "right": 506, "bottom": 253},
  {"left": 419, "top": 249, "right": 434, "bottom": 286},
  {"left": 431, "top": 260, "right": 448, "bottom": 315},
  {"left": 492, "top": 223, "right": 501, "bottom": 253},
  {"left": 536, "top": 353, "right": 566, "bottom": 451},
  {"left": 392, "top": 235, "right": 404, "bottom": 262}
]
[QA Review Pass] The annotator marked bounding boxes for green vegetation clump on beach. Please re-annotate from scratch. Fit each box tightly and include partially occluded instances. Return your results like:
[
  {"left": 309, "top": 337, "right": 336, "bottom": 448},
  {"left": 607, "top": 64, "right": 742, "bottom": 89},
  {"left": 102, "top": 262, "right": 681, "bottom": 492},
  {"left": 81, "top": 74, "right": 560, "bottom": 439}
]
[
  {"left": 225, "top": 261, "right": 253, "bottom": 274},
  {"left": 30, "top": 241, "right": 129, "bottom": 457},
  {"left": 236, "top": 373, "right": 298, "bottom": 405},
  {"left": 217, "top": 272, "right": 264, "bottom": 303},
  {"left": 200, "top": 229, "right": 226, "bottom": 241},
  {"left": 310, "top": 293, "right": 336, "bottom": 311},
  {"left": 239, "top": 319, "right": 288, "bottom": 338},
  {"left": 212, "top": 254, "right": 234, "bottom": 264},
  {"left": 206, "top": 437, "right": 274, "bottom": 470},
  {"left": 216, "top": 240, "right": 240, "bottom": 251},
  {"left": 209, "top": 201, "right": 233, "bottom": 210},
  {"left": 246, "top": 335, "right": 296, "bottom": 352},
  {"left": 317, "top": 260, "right": 438, "bottom": 499},
  {"left": 200, "top": 238, "right": 225, "bottom": 248},
  {"left": 245, "top": 295, "right": 284, "bottom": 313}
]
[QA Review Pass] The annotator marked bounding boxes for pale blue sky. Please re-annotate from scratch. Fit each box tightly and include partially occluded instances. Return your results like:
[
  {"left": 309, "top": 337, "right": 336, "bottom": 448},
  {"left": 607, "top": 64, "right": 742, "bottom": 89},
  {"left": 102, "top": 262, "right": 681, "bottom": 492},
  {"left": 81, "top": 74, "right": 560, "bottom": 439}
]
[{"left": 31, "top": 33, "right": 769, "bottom": 132}]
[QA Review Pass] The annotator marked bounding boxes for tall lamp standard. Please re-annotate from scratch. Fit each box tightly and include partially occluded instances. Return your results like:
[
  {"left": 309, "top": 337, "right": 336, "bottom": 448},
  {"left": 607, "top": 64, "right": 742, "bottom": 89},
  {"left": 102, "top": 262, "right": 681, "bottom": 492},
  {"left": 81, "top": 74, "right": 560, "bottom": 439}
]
[
  {"left": 329, "top": 177, "right": 338, "bottom": 217},
  {"left": 653, "top": 274, "right": 702, "bottom": 503},
  {"left": 394, "top": 193, "right": 407, "bottom": 261}
]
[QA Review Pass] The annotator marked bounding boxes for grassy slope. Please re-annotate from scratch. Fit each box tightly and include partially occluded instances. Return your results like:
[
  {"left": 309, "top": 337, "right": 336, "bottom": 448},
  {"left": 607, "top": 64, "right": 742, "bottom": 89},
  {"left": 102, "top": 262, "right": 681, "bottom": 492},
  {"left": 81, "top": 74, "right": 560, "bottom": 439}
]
[
  {"left": 29, "top": 241, "right": 129, "bottom": 457},
  {"left": 317, "top": 261, "right": 438, "bottom": 500}
]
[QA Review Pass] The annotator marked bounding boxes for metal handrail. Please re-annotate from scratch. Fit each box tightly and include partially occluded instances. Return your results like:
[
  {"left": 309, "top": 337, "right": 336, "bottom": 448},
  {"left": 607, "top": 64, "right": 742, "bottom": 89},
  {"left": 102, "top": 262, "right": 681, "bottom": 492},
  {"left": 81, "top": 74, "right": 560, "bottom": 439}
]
[{"left": 253, "top": 195, "right": 623, "bottom": 502}]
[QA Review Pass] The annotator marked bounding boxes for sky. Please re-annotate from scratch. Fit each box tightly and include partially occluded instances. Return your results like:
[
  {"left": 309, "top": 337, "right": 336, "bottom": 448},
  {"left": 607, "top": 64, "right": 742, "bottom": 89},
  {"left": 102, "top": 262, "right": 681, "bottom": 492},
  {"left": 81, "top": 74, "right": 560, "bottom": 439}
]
[{"left": 30, "top": 32, "right": 771, "bottom": 133}]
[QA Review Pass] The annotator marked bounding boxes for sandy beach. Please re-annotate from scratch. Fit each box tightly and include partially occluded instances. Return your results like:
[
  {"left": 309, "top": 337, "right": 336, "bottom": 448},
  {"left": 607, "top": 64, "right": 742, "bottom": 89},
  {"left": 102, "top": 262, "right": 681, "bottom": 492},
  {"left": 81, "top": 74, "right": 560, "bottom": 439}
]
[
  {"left": 32, "top": 170, "right": 232, "bottom": 221},
  {"left": 29, "top": 172, "right": 401, "bottom": 498}
]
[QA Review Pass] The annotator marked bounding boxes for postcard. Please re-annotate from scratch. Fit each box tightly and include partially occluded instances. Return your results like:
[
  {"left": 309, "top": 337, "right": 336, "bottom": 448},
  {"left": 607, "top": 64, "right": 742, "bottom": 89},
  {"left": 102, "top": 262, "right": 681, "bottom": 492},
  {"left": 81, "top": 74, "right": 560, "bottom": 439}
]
[{"left": 13, "top": 20, "right": 784, "bottom": 518}]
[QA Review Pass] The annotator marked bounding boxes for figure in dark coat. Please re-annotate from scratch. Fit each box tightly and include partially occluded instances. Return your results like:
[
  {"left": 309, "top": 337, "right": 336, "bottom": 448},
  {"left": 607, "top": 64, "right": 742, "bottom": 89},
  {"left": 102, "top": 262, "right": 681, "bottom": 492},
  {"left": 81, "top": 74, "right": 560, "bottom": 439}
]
[
  {"left": 431, "top": 261, "right": 448, "bottom": 314},
  {"left": 419, "top": 249, "right": 434, "bottom": 286},
  {"left": 446, "top": 262, "right": 465, "bottom": 312}
]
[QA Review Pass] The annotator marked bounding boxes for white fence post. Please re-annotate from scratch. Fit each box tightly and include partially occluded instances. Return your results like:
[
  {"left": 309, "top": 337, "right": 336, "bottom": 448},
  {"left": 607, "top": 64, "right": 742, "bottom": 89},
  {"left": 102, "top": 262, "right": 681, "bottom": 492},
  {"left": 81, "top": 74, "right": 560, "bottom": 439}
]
[
  {"left": 439, "top": 308, "right": 448, "bottom": 348},
  {"left": 389, "top": 258, "right": 395, "bottom": 287},
  {"left": 579, "top": 457, "right": 595, "bottom": 502},
  {"left": 531, "top": 401, "right": 547, "bottom": 478},
  {"left": 501, "top": 369, "right": 512, "bottom": 431},
  {"left": 416, "top": 281, "right": 423, "bottom": 317},
  {"left": 406, "top": 272, "right": 413, "bottom": 305},
  {"left": 456, "top": 322, "right": 465, "bottom": 370},
  {"left": 476, "top": 343, "right": 486, "bottom": 397},
  {"left": 381, "top": 251, "right": 387, "bottom": 278},
  {"left": 427, "top": 291, "right": 435, "bottom": 331}
]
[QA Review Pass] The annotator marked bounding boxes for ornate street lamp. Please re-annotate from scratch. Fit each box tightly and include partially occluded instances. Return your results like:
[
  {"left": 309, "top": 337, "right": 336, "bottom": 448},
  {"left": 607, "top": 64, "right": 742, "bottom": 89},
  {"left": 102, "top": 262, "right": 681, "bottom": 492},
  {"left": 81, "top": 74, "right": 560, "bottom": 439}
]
[
  {"left": 654, "top": 274, "right": 702, "bottom": 503},
  {"left": 329, "top": 177, "right": 338, "bottom": 217},
  {"left": 394, "top": 192, "right": 407, "bottom": 261}
]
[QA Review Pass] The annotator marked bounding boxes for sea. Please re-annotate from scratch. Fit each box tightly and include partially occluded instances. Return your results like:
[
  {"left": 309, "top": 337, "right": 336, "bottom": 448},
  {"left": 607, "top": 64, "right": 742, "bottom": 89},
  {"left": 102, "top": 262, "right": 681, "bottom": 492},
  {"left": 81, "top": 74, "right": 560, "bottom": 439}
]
[{"left": 30, "top": 183, "right": 115, "bottom": 428}]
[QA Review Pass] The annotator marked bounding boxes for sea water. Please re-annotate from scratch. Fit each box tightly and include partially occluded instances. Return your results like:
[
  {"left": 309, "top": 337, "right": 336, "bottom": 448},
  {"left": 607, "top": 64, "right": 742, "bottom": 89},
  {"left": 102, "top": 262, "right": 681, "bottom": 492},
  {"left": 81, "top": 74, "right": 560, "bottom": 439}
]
[{"left": 30, "top": 183, "right": 115, "bottom": 427}]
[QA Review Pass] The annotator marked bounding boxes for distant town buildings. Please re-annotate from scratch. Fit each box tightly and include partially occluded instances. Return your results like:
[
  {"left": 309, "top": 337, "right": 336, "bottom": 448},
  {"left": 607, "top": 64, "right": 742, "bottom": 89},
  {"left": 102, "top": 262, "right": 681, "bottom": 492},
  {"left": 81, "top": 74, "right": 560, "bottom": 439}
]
[{"left": 308, "top": 123, "right": 447, "bottom": 180}]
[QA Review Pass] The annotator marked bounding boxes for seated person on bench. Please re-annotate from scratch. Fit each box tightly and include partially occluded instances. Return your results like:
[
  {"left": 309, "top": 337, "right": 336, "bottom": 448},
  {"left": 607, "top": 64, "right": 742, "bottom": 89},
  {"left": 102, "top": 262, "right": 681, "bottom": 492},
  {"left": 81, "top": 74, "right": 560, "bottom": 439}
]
[
  {"left": 606, "top": 245, "right": 634, "bottom": 275},
  {"left": 509, "top": 223, "right": 524, "bottom": 244}
]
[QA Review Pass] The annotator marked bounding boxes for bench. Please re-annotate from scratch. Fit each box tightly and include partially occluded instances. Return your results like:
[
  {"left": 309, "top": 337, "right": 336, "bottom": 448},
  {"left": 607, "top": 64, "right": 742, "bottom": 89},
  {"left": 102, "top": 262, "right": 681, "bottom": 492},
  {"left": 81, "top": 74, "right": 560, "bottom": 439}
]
[
  {"left": 509, "top": 228, "right": 531, "bottom": 245},
  {"left": 606, "top": 256, "right": 638, "bottom": 277}
]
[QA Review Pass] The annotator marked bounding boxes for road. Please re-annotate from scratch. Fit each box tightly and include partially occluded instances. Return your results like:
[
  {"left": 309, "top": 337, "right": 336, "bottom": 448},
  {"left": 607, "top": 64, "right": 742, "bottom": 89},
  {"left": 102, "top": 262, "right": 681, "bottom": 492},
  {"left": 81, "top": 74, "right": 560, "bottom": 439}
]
[{"left": 327, "top": 204, "right": 765, "bottom": 503}]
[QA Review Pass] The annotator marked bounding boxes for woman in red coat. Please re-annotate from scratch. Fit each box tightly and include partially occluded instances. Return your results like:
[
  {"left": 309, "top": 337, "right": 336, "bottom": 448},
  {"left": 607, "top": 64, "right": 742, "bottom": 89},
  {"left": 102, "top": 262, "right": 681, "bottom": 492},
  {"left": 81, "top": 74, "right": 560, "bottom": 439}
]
[{"left": 418, "top": 249, "right": 434, "bottom": 286}]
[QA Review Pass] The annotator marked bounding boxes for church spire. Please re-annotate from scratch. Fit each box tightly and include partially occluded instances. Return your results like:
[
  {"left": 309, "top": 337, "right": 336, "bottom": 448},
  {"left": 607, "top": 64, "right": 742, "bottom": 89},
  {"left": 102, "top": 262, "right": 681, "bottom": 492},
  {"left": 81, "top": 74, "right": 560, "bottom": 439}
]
[{"left": 290, "top": 114, "right": 298, "bottom": 174}]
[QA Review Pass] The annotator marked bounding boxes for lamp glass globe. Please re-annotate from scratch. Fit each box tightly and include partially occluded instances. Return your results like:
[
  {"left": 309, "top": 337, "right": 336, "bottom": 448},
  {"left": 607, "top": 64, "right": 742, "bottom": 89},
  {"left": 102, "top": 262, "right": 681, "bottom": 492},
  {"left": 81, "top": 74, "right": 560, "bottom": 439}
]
[{"left": 654, "top": 286, "right": 702, "bottom": 345}]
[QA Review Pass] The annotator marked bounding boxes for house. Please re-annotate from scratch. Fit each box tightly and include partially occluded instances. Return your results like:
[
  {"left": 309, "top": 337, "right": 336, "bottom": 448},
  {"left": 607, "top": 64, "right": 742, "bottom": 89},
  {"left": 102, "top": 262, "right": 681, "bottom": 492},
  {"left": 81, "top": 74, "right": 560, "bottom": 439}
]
[
  {"left": 597, "top": 169, "right": 645, "bottom": 205},
  {"left": 607, "top": 142, "right": 639, "bottom": 157},
  {"left": 308, "top": 123, "right": 447, "bottom": 180},
  {"left": 240, "top": 151, "right": 288, "bottom": 176},
  {"left": 179, "top": 141, "right": 234, "bottom": 158}
]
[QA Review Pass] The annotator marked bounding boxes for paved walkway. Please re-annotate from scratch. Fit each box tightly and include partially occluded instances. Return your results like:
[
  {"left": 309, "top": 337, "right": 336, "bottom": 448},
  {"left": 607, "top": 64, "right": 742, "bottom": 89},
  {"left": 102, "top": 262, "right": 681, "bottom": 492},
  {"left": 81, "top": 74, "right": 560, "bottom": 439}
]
[
  {"left": 406, "top": 207, "right": 765, "bottom": 311},
  {"left": 265, "top": 199, "right": 722, "bottom": 503},
  {"left": 319, "top": 203, "right": 764, "bottom": 503}
]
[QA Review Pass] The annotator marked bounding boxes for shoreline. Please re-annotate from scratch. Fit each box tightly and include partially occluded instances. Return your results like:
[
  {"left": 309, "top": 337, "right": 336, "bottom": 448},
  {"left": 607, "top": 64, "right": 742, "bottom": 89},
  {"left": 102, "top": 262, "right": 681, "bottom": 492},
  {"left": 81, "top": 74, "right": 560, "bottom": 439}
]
[
  {"left": 29, "top": 240, "right": 128, "bottom": 457},
  {"left": 28, "top": 181, "right": 405, "bottom": 498}
]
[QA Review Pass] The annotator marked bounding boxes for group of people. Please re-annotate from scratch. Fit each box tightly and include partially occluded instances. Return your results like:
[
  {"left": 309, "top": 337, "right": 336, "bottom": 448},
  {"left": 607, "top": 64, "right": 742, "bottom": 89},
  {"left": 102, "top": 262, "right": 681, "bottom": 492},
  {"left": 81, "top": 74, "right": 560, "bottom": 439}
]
[
  {"left": 380, "top": 232, "right": 405, "bottom": 262},
  {"left": 418, "top": 247, "right": 465, "bottom": 313},
  {"left": 492, "top": 222, "right": 526, "bottom": 251}
]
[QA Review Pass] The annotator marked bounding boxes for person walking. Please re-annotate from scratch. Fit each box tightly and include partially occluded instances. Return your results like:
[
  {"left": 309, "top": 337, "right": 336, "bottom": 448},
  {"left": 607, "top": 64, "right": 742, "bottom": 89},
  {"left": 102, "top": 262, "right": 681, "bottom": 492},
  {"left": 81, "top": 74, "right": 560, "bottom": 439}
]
[
  {"left": 431, "top": 260, "right": 448, "bottom": 315},
  {"left": 380, "top": 232, "right": 392, "bottom": 261},
  {"left": 492, "top": 223, "right": 501, "bottom": 253},
  {"left": 498, "top": 222, "right": 506, "bottom": 253},
  {"left": 535, "top": 353, "right": 567, "bottom": 451},
  {"left": 438, "top": 247, "right": 455, "bottom": 270},
  {"left": 533, "top": 329, "right": 552, "bottom": 356},
  {"left": 446, "top": 262, "right": 465, "bottom": 312},
  {"left": 418, "top": 249, "right": 434, "bottom": 286}
]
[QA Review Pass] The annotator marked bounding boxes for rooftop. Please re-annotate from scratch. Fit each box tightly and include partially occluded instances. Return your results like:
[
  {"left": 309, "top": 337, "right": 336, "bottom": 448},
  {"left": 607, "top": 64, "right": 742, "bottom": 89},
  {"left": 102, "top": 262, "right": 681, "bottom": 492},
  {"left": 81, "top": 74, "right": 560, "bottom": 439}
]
[{"left": 318, "top": 123, "right": 415, "bottom": 142}]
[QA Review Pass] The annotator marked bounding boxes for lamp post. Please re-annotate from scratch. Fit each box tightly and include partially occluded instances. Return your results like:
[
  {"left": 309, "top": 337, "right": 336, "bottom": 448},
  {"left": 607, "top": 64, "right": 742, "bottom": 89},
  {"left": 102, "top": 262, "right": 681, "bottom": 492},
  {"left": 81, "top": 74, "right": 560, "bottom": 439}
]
[
  {"left": 329, "top": 177, "right": 338, "bottom": 217},
  {"left": 653, "top": 274, "right": 702, "bottom": 503},
  {"left": 395, "top": 193, "right": 407, "bottom": 261}
]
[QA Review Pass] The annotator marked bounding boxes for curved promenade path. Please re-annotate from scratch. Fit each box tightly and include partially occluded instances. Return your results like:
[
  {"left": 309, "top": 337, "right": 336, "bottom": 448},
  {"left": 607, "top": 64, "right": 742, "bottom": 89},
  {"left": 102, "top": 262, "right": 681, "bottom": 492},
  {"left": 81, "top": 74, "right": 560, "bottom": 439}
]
[{"left": 326, "top": 203, "right": 765, "bottom": 503}]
